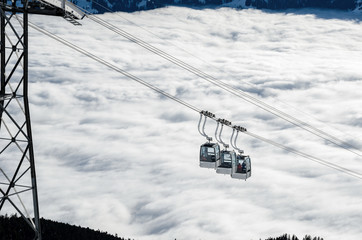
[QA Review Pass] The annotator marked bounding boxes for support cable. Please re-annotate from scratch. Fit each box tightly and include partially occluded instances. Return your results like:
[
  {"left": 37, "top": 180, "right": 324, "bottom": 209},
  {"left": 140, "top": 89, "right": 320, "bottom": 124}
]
[
  {"left": 26, "top": 20, "right": 362, "bottom": 180},
  {"left": 243, "top": 131, "right": 362, "bottom": 180},
  {"left": 90, "top": 0, "right": 210, "bottom": 66},
  {"left": 78, "top": 8, "right": 362, "bottom": 158},
  {"left": 27, "top": 21, "right": 200, "bottom": 112}
]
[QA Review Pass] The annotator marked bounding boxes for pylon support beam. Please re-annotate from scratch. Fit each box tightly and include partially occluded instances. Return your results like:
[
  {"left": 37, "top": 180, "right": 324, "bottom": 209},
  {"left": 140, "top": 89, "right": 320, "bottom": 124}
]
[
  {"left": 1, "top": 1, "right": 42, "bottom": 239},
  {"left": 1, "top": 1, "right": 84, "bottom": 239}
]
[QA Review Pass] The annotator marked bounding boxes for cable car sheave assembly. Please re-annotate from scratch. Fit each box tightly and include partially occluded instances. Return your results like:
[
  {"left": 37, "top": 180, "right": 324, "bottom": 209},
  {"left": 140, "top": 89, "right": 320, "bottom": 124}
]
[{"left": 198, "top": 111, "right": 251, "bottom": 180}]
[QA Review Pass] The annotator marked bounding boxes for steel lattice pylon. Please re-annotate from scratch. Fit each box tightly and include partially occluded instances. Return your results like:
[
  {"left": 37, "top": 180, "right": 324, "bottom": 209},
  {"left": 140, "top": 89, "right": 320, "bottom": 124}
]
[
  {"left": 0, "top": 2, "right": 42, "bottom": 239},
  {"left": 1, "top": 0, "right": 83, "bottom": 239}
]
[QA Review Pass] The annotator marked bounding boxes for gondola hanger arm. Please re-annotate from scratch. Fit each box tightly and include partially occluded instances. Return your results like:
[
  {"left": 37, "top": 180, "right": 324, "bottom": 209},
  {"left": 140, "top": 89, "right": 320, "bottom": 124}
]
[
  {"left": 231, "top": 125, "right": 247, "bottom": 153},
  {"left": 215, "top": 118, "right": 231, "bottom": 149},
  {"left": 198, "top": 111, "right": 215, "bottom": 142}
]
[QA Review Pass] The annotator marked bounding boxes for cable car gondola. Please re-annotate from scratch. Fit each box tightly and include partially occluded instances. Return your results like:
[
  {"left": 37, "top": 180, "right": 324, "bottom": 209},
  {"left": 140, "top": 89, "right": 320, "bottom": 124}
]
[
  {"left": 198, "top": 111, "right": 252, "bottom": 180},
  {"left": 213, "top": 118, "right": 235, "bottom": 175},
  {"left": 198, "top": 111, "right": 220, "bottom": 169},
  {"left": 200, "top": 142, "right": 221, "bottom": 169},
  {"left": 216, "top": 149, "right": 236, "bottom": 175},
  {"left": 230, "top": 126, "right": 252, "bottom": 180},
  {"left": 231, "top": 155, "right": 251, "bottom": 180}
]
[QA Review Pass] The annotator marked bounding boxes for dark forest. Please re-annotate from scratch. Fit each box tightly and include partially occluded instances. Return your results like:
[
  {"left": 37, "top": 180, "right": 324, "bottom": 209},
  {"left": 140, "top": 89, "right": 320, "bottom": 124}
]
[{"left": 0, "top": 215, "right": 323, "bottom": 240}]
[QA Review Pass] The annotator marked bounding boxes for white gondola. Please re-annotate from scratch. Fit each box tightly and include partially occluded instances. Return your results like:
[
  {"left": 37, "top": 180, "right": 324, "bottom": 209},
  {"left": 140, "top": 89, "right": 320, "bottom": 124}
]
[
  {"left": 231, "top": 155, "right": 251, "bottom": 180},
  {"left": 198, "top": 111, "right": 220, "bottom": 169},
  {"left": 199, "top": 142, "right": 221, "bottom": 169},
  {"left": 229, "top": 126, "right": 252, "bottom": 180},
  {"left": 198, "top": 111, "right": 252, "bottom": 180},
  {"left": 216, "top": 150, "right": 236, "bottom": 175}
]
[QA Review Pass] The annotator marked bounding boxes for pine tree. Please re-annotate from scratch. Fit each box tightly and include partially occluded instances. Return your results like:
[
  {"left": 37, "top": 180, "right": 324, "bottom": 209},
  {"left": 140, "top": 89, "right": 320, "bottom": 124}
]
[{"left": 303, "top": 235, "right": 312, "bottom": 240}]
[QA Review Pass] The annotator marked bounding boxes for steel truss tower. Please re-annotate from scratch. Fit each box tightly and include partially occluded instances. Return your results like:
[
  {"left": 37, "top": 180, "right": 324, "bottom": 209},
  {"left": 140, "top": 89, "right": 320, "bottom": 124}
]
[
  {"left": 0, "top": 1, "right": 83, "bottom": 239},
  {"left": 0, "top": 2, "right": 42, "bottom": 239}
]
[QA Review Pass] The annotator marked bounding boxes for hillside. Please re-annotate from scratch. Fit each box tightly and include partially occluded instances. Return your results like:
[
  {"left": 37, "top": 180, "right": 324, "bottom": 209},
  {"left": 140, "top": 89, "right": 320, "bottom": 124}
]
[
  {"left": 0, "top": 215, "right": 323, "bottom": 240},
  {"left": 0, "top": 215, "right": 128, "bottom": 240}
]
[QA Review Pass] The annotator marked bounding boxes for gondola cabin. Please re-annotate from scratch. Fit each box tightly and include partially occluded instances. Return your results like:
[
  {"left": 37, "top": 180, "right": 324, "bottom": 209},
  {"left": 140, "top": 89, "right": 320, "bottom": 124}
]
[
  {"left": 231, "top": 155, "right": 252, "bottom": 180},
  {"left": 199, "top": 143, "right": 221, "bottom": 169},
  {"left": 216, "top": 150, "right": 236, "bottom": 175}
]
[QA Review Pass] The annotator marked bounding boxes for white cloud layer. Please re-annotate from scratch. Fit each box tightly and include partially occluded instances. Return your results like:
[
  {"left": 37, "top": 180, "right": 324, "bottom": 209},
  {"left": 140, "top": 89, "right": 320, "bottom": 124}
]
[{"left": 3, "top": 6, "right": 362, "bottom": 240}]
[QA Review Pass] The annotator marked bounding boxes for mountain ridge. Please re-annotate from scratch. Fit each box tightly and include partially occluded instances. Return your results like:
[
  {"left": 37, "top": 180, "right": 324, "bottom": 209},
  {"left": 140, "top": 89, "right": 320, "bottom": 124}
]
[{"left": 74, "top": 0, "right": 362, "bottom": 13}]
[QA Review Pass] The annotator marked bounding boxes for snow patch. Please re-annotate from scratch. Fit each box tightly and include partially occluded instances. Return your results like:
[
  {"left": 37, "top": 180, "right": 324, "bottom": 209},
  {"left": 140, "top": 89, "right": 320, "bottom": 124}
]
[
  {"left": 222, "top": 0, "right": 247, "bottom": 8},
  {"left": 137, "top": 0, "right": 147, "bottom": 9},
  {"left": 355, "top": 0, "right": 362, "bottom": 12},
  {"left": 69, "top": 0, "right": 96, "bottom": 13}
]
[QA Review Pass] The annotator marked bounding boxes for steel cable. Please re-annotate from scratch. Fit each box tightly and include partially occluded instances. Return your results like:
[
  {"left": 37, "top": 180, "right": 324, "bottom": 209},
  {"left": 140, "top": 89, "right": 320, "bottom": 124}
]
[
  {"left": 78, "top": 10, "right": 362, "bottom": 158},
  {"left": 27, "top": 20, "right": 362, "bottom": 180}
]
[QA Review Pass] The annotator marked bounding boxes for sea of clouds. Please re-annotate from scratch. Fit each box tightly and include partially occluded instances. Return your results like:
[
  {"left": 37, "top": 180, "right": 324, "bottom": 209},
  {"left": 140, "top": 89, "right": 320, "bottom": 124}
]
[{"left": 2, "top": 6, "right": 362, "bottom": 240}]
